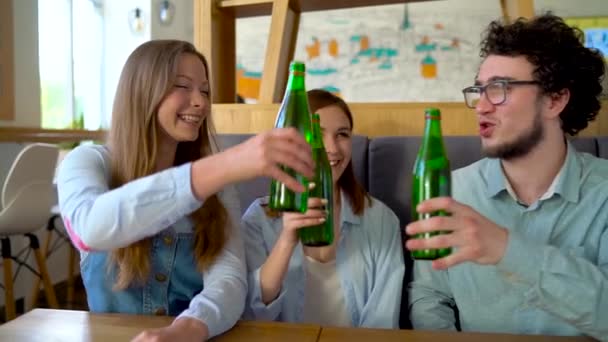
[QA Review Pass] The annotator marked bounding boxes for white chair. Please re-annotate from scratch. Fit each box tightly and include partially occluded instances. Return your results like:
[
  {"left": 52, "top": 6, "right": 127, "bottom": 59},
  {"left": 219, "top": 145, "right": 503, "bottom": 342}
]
[
  {"left": 0, "top": 143, "right": 60, "bottom": 320},
  {"left": 29, "top": 205, "right": 79, "bottom": 310}
]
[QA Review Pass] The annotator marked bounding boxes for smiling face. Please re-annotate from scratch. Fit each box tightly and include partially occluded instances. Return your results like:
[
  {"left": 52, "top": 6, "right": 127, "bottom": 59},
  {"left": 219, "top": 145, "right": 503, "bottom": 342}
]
[
  {"left": 156, "top": 53, "right": 210, "bottom": 148},
  {"left": 316, "top": 104, "right": 353, "bottom": 184},
  {"left": 475, "top": 55, "right": 546, "bottom": 160}
]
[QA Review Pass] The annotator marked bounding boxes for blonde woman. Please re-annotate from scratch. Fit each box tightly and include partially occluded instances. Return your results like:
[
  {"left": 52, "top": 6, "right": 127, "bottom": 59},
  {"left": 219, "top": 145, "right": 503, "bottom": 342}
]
[{"left": 57, "top": 40, "right": 313, "bottom": 342}]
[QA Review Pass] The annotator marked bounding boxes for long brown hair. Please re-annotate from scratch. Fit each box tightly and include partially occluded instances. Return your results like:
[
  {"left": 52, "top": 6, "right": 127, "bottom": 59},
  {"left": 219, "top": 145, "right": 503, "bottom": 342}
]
[
  {"left": 307, "top": 89, "right": 371, "bottom": 215},
  {"left": 107, "top": 40, "right": 228, "bottom": 289}
]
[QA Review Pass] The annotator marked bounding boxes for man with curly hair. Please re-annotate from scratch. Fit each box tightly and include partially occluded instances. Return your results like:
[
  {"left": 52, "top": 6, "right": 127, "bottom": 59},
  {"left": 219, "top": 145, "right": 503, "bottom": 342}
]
[{"left": 407, "top": 13, "right": 607, "bottom": 339}]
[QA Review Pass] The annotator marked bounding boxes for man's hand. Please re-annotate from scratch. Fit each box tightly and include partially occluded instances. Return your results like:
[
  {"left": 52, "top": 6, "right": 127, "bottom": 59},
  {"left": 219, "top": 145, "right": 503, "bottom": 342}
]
[{"left": 405, "top": 197, "right": 509, "bottom": 270}]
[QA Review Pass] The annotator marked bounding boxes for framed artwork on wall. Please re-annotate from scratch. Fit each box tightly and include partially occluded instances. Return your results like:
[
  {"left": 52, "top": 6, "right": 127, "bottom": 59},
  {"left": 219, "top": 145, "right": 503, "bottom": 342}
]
[{"left": 236, "top": 2, "right": 502, "bottom": 103}]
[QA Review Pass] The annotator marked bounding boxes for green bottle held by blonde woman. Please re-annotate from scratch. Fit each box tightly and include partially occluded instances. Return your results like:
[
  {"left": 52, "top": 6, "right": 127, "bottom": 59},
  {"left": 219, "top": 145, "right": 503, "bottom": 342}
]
[
  {"left": 269, "top": 61, "right": 312, "bottom": 212},
  {"left": 298, "top": 113, "right": 333, "bottom": 247},
  {"left": 411, "top": 108, "right": 452, "bottom": 260}
]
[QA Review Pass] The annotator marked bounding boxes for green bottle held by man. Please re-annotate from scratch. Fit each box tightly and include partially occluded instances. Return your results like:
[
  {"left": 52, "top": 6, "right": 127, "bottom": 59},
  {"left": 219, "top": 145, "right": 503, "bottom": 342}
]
[
  {"left": 298, "top": 113, "right": 334, "bottom": 247},
  {"left": 269, "top": 61, "right": 312, "bottom": 213},
  {"left": 410, "top": 108, "right": 452, "bottom": 260}
]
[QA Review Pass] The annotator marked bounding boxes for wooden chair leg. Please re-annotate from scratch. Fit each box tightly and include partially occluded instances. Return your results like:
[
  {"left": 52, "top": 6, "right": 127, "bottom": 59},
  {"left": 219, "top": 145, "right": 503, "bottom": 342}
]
[
  {"left": 66, "top": 245, "right": 77, "bottom": 309},
  {"left": 29, "top": 228, "right": 53, "bottom": 310},
  {"left": 2, "top": 238, "right": 16, "bottom": 321},
  {"left": 27, "top": 234, "right": 59, "bottom": 309}
]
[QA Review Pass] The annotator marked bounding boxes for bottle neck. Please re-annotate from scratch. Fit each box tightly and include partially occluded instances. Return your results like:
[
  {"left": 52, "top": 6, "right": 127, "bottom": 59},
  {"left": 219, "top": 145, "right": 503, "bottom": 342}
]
[
  {"left": 420, "top": 116, "right": 446, "bottom": 159},
  {"left": 286, "top": 70, "right": 305, "bottom": 91},
  {"left": 423, "top": 115, "right": 442, "bottom": 138},
  {"left": 311, "top": 120, "right": 324, "bottom": 149}
]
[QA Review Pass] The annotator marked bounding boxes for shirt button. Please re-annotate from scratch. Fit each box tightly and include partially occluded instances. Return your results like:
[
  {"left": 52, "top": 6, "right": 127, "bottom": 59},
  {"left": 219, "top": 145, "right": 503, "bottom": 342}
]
[
  {"left": 155, "top": 273, "right": 167, "bottom": 282},
  {"left": 154, "top": 307, "right": 166, "bottom": 315},
  {"left": 163, "top": 236, "right": 173, "bottom": 245}
]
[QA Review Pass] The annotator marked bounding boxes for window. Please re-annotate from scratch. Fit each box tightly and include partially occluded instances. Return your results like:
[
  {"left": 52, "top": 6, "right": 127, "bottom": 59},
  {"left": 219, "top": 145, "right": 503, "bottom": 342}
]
[{"left": 38, "top": 0, "right": 104, "bottom": 129}]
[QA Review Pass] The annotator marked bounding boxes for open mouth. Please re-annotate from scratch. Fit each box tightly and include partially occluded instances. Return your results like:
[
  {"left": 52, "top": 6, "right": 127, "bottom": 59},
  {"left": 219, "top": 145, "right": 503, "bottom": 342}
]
[
  {"left": 178, "top": 114, "right": 202, "bottom": 124},
  {"left": 329, "top": 160, "right": 340, "bottom": 167},
  {"left": 479, "top": 122, "right": 495, "bottom": 137}
]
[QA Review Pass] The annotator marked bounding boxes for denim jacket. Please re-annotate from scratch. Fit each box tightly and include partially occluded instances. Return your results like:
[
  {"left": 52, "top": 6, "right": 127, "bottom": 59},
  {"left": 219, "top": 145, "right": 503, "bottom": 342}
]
[
  {"left": 57, "top": 144, "right": 247, "bottom": 338},
  {"left": 241, "top": 194, "right": 404, "bottom": 328}
]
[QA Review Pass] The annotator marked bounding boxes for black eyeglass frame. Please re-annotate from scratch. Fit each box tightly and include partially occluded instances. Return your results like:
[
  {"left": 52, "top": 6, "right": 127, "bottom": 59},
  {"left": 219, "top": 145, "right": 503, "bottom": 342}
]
[{"left": 462, "top": 80, "right": 540, "bottom": 108}]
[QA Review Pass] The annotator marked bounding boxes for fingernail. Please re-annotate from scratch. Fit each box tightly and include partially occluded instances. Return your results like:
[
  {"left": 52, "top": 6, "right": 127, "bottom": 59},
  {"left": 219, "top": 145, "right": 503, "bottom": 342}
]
[
  {"left": 321, "top": 198, "right": 328, "bottom": 204},
  {"left": 319, "top": 218, "right": 326, "bottom": 222},
  {"left": 308, "top": 182, "right": 316, "bottom": 189}
]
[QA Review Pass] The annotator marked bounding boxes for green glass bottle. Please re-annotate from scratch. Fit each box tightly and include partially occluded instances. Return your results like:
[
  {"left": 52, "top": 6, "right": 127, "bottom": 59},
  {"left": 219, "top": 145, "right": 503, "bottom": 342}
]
[
  {"left": 269, "top": 61, "right": 312, "bottom": 213},
  {"left": 298, "top": 113, "right": 333, "bottom": 247},
  {"left": 411, "top": 108, "right": 452, "bottom": 260}
]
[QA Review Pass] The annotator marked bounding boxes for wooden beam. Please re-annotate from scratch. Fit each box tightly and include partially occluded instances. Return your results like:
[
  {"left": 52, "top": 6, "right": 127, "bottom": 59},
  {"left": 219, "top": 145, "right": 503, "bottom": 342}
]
[
  {"left": 210, "top": 101, "right": 608, "bottom": 137},
  {"left": 220, "top": 0, "right": 274, "bottom": 7},
  {"left": 216, "top": 0, "right": 434, "bottom": 18},
  {"left": 194, "top": 0, "right": 236, "bottom": 103},
  {"left": 258, "top": 0, "right": 300, "bottom": 103},
  {"left": 1, "top": 99, "right": 606, "bottom": 143},
  {"left": 0, "top": 0, "right": 15, "bottom": 121},
  {"left": 500, "top": 0, "right": 535, "bottom": 23}
]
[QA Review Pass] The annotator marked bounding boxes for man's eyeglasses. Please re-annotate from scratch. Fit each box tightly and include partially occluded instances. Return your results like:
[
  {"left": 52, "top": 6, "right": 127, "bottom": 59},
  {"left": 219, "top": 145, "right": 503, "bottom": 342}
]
[{"left": 462, "top": 80, "right": 540, "bottom": 109}]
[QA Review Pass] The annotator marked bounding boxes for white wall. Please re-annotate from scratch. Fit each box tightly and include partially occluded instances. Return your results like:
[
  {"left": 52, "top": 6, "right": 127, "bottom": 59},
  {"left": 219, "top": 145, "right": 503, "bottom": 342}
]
[
  {"left": 102, "top": 0, "right": 151, "bottom": 124},
  {"left": 100, "top": 0, "right": 194, "bottom": 124},
  {"left": 150, "top": 0, "right": 193, "bottom": 42},
  {"left": 0, "top": 0, "right": 41, "bottom": 127}
]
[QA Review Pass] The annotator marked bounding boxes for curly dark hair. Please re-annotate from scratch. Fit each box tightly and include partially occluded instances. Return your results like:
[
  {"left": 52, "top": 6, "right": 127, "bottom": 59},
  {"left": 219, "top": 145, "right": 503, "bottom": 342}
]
[{"left": 480, "top": 13, "right": 605, "bottom": 135}]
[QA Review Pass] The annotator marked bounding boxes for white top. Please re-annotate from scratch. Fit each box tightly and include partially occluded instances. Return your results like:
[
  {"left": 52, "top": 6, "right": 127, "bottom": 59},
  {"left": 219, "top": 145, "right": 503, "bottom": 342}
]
[
  {"left": 302, "top": 255, "right": 352, "bottom": 327},
  {"left": 504, "top": 161, "right": 564, "bottom": 206}
]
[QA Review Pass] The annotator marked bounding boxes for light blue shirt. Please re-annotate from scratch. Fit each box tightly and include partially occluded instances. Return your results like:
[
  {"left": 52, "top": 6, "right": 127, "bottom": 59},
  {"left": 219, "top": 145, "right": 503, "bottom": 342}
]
[
  {"left": 409, "top": 143, "right": 608, "bottom": 341},
  {"left": 241, "top": 194, "right": 404, "bottom": 328},
  {"left": 56, "top": 144, "right": 247, "bottom": 338}
]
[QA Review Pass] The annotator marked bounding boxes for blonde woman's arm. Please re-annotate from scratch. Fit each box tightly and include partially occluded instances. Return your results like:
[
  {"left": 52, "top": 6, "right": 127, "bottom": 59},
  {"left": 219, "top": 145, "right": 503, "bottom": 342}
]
[{"left": 177, "top": 186, "right": 247, "bottom": 338}]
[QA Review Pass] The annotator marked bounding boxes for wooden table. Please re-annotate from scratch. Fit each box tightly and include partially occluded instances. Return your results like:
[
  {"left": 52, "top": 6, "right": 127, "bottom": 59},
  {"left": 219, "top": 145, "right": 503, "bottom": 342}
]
[
  {"left": 0, "top": 309, "right": 597, "bottom": 342},
  {"left": 318, "top": 326, "right": 596, "bottom": 342},
  {"left": 0, "top": 309, "right": 320, "bottom": 342}
]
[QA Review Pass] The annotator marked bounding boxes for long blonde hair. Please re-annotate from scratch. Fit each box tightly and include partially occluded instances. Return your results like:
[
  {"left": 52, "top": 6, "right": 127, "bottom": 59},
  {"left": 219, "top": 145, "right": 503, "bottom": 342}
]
[{"left": 107, "top": 40, "right": 228, "bottom": 289}]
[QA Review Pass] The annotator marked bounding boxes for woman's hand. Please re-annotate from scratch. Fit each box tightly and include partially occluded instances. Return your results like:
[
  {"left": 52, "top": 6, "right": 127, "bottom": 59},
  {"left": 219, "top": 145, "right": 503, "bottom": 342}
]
[
  {"left": 259, "top": 196, "right": 327, "bottom": 304},
  {"left": 191, "top": 128, "right": 314, "bottom": 201},
  {"left": 131, "top": 318, "right": 209, "bottom": 342},
  {"left": 278, "top": 196, "right": 328, "bottom": 247},
  {"left": 226, "top": 128, "right": 314, "bottom": 192}
]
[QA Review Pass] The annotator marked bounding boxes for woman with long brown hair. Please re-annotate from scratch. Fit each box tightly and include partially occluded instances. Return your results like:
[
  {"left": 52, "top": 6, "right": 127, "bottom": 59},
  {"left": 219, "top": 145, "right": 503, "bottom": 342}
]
[
  {"left": 242, "top": 89, "right": 404, "bottom": 328},
  {"left": 57, "top": 40, "right": 313, "bottom": 341}
]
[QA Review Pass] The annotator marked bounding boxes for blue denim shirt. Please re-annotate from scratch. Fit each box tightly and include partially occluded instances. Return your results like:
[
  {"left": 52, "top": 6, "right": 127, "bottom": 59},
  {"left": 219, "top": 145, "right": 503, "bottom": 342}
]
[
  {"left": 241, "top": 194, "right": 404, "bottom": 328},
  {"left": 409, "top": 143, "right": 608, "bottom": 341},
  {"left": 57, "top": 145, "right": 247, "bottom": 338}
]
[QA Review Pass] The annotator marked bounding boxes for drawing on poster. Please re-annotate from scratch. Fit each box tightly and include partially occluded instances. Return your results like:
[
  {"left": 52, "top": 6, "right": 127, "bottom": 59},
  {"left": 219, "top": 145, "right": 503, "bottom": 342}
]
[{"left": 236, "top": 3, "right": 500, "bottom": 102}]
